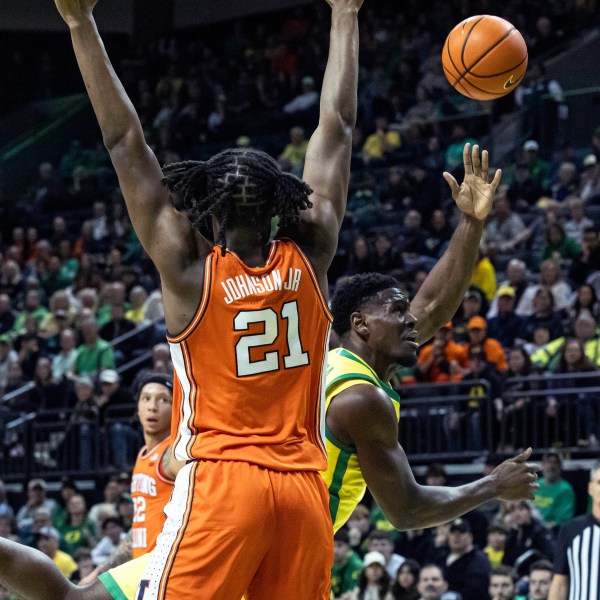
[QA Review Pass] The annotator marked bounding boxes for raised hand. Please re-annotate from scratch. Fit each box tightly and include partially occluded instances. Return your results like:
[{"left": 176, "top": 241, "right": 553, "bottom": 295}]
[
  {"left": 54, "top": 0, "right": 98, "bottom": 26},
  {"left": 443, "top": 143, "right": 502, "bottom": 222},
  {"left": 490, "top": 447, "right": 540, "bottom": 501},
  {"left": 324, "top": 0, "right": 365, "bottom": 11}
]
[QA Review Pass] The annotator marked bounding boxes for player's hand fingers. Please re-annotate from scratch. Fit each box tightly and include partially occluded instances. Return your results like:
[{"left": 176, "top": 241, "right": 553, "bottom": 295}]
[
  {"left": 481, "top": 149, "right": 489, "bottom": 182},
  {"left": 443, "top": 172, "right": 460, "bottom": 197},
  {"left": 490, "top": 168, "right": 503, "bottom": 194},
  {"left": 463, "top": 143, "right": 473, "bottom": 174},
  {"left": 471, "top": 145, "right": 481, "bottom": 177},
  {"left": 512, "top": 447, "right": 532, "bottom": 462}
]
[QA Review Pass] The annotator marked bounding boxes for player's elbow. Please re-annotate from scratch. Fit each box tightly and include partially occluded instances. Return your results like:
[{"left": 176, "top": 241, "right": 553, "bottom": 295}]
[{"left": 103, "top": 126, "right": 143, "bottom": 154}]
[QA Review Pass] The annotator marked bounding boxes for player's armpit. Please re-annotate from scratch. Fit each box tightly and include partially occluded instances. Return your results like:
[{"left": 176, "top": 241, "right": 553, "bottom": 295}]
[{"left": 162, "top": 446, "right": 186, "bottom": 480}]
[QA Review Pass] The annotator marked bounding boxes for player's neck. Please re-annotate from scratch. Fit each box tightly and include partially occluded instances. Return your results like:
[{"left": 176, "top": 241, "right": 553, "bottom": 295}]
[
  {"left": 224, "top": 229, "right": 271, "bottom": 267},
  {"left": 341, "top": 340, "right": 396, "bottom": 382},
  {"left": 144, "top": 431, "right": 169, "bottom": 450}
]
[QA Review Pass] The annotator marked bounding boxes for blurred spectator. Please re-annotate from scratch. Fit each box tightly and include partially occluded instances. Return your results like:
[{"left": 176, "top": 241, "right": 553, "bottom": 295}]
[
  {"left": 506, "top": 161, "right": 546, "bottom": 211},
  {"left": 415, "top": 322, "right": 468, "bottom": 383},
  {"left": 125, "top": 286, "right": 148, "bottom": 324},
  {"left": 487, "top": 287, "right": 524, "bottom": 349},
  {"left": 564, "top": 197, "right": 592, "bottom": 246},
  {"left": 0, "top": 337, "right": 18, "bottom": 394},
  {"left": 0, "top": 295, "right": 16, "bottom": 335},
  {"left": 52, "top": 478, "right": 79, "bottom": 531},
  {"left": 519, "top": 559, "right": 552, "bottom": 600},
  {"left": 51, "top": 328, "right": 78, "bottom": 383},
  {"left": 353, "top": 551, "right": 394, "bottom": 600},
  {"left": 88, "top": 478, "right": 120, "bottom": 533},
  {"left": 415, "top": 563, "right": 461, "bottom": 600},
  {"left": 569, "top": 226, "right": 600, "bottom": 285},
  {"left": 569, "top": 283, "right": 600, "bottom": 323},
  {"left": 471, "top": 251, "right": 497, "bottom": 302},
  {"left": 515, "top": 141, "right": 549, "bottom": 190},
  {"left": 484, "top": 196, "right": 526, "bottom": 258},
  {"left": 55, "top": 494, "right": 96, "bottom": 556},
  {"left": 278, "top": 126, "right": 308, "bottom": 177},
  {"left": 391, "top": 559, "right": 420, "bottom": 600},
  {"left": 549, "top": 461, "right": 600, "bottom": 600},
  {"left": 0, "top": 514, "right": 18, "bottom": 543},
  {"left": 502, "top": 501, "right": 554, "bottom": 565},
  {"left": 15, "top": 479, "right": 57, "bottom": 540},
  {"left": 332, "top": 528, "right": 364, "bottom": 600},
  {"left": 436, "top": 518, "right": 490, "bottom": 600},
  {"left": 466, "top": 317, "right": 508, "bottom": 372},
  {"left": 483, "top": 521, "right": 508, "bottom": 569},
  {"left": 28, "top": 356, "right": 64, "bottom": 412},
  {"left": 283, "top": 75, "right": 319, "bottom": 115},
  {"left": 72, "top": 547, "right": 95, "bottom": 583},
  {"left": 74, "top": 316, "right": 116, "bottom": 376},
  {"left": 362, "top": 118, "right": 401, "bottom": 166},
  {"left": 444, "top": 124, "right": 477, "bottom": 175},
  {"left": 0, "top": 481, "right": 13, "bottom": 521},
  {"left": 367, "top": 530, "right": 406, "bottom": 580},
  {"left": 36, "top": 525, "right": 77, "bottom": 579},
  {"left": 533, "top": 451, "right": 575, "bottom": 530},
  {"left": 580, "top": 153, "right": 600, "bottom": 203},
  {"left": 550, "top": 162, "right": 579, "bottom": 203},
  {"left": 424, "top": 211, "right": 452, "bottom": 259},
  {"left": 115, "top": 493, "right": 134, "bottom": 532},
  {"left": 487, "top": 260, "right": 530, "bottom": 319},
  {"left": 90, "top": 516, "right": 126, "bottom": 567},
  {"left": 516, "top": 260, "right": 571, "bottom": 315},
  {"left": 371, "top": 233, "right": 403, "bottom": 275},
  {"left": 520, "top": 287, "right": 564, "bottom": 343},
  {"left": 488, "top": 565, "right": 516, "bottom": 600},
  {"left": 541, "top": 223, "right": 580, "bottom": 264},
  {"left": 453, "top": 290, "right": 485, "bottom": 344},
  {"left": 99, "top": 304, "right": 136, "bottom": 344},
  {"left": 12, "top": 289, "right": 48, "bottom": 336}
]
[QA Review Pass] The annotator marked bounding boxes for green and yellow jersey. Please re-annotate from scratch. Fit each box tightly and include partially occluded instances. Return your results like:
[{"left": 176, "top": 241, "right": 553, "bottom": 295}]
[
  {"left": 321, "top": 348, "right": 400, "bottom": 532},
  {"left": 100, "top": 347, "right": 401, "bottom": 600}
]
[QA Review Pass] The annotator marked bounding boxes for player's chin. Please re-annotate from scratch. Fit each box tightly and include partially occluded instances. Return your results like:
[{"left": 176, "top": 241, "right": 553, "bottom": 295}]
[{"left": 395, "top": 348, "right": 418, "bottom": 367}]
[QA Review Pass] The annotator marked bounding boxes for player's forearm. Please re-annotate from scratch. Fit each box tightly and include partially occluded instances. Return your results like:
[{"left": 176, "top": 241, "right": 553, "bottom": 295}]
[
  {"left": 0, "top": 537, "right": 75, "bottom": 600},
  {"left": 68, "top": 18, "right": 144, "bottom": 151},
  {"left": 404, "top": 477, "right": 496, "bottom": 530},
  {"left": 548, "top": 576, "right": 568, "bottom": 600},
  {"left": 412, "top": 214, "right": 483, "bottom": 344},
  {"left": 321, "top": 7, "right": 359, "bottom": 129}
]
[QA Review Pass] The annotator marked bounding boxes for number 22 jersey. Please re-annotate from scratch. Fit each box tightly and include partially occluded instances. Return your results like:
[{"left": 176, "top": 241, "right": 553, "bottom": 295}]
[{"left": 167, "top": 239, "right": 332, "bottom": 472}]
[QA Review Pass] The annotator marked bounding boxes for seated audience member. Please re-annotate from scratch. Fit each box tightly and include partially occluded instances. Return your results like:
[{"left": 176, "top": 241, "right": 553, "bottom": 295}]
[
  {"left": 580, "top": 153, "right": 600, "bottom": 202},
  {"left": 550, "top": 161, "right": 578, "bottom": 202},
  {"left": 424, "top": 210, "right": 452, "bottom": 259},
  {"left": 516, "top": 259, "right": 571, "bottom": 315},
  {"left": 471, "top": 249, "right": 497, "bottom": 302},
  {"left": 367, "top": 530, "right": 406, "bottom": 580},
  {"left": 520, "top": 287, "right": 563, "bottom": 342},
  {"left": 453, "top": 290, "right": 485, "bottom": 344},
  {"left": 515, "top": 559, "right": 552, "bottom": 600},
  {"left": 90, "top": 516, "right": 126, "bottom": 567},
  {"left": 533, "top": 451, "right": 575, "bottom": 530},
  {"left": 71, "top": 547, "right": 95, "bottom": 583},
  {"left": 466, "top": 317, "right": 508, "bottom": 372},
  {"left": 564, "top": 197, "right": 592, "bottom": 246},
  {"left": 0, "top": 294, "right": 17, "bottom": 336},
  {"left": 73, "top": 316, "right": 116, "bottom": 376},
  {"left": 415, "top": 322, "right": 468, "bottom": 383},
  {"left": 548, "top": 338, "right": 599, "bottom": 449},
  {"left": 332, "top": 528, "right": 364, "bottom": 600},
  {"left": 502, "top": 501, "right": 554, "bottom": 566},
  {"left": 484, "top": 522, "right": 509, "bottom": 569},
  {"left": 347, "top": 504, "right": 372, "bottom": 550},
  {"left": 488, "top": 565, "right": 517, "bottom": 600},
  {"left": 484, "top": 196, "right": 526, "bottom": 258},
  {"left": 416, "top": 564, "right": 461, "bottom": 600},
  {"left": 124, "top": 286, "right": 148, "bottom": 324},
  {"left": 391, "top": 559, "right": 421, "bottom": 600},
  {"left": 362, "top": 117, "right": 401, "bottom": 166},
  {"left": 569, "top": 283, "right": 600, "bottom": 323},
  {"left": 353, "top": 551, "right": 394, "bottom": 600},
  {"left": 36, "top": 526, "right": 77, "bottom": 579},
  {"left": 488, "top": 260, "right": 530, "bottom": 319},
  {"left": 371, "top": 232, "right": 404, "bottom": 275},
  {"left": 15, "top": 479, "right": 57, "bottom": 541},
  {"left": 541, "top": 223, "right": 580, "bottom": 264},
  {"left": 487, "top": 287, "right": 524, "bottom": 348},
  {"left": 506, "top": 160, "right": 545, "bottom": 211},
  {"left": 397, "top": 210, "right": 429, "bottom": 264},
  {"left": 283, "top": 75, "right": 318, "bottom": 115},
  {"left": 569, "top": 226, "right": 600, "bottom": 284},
  {"left": 278, "top": 126, "right": 308, "bottom": 176},
  {"left": 435, "top": 518, "right": 490, "bottom": 600}
]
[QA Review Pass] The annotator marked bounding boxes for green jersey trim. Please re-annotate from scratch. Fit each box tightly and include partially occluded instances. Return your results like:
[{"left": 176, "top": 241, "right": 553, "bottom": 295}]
[
  {"left": 98, "top": 572, "right": 129, "bottom": 600},
  {"left": 325, "top": 425, "right": 356, "bottom": 453},
  {"left": 328, "top": 446, "right": 352, "bottom": 524}
]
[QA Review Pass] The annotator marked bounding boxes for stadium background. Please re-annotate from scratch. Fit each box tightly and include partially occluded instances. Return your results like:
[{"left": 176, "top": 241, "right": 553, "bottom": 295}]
[{"left": 0, "top": 0, "right": 600, "bottom": 596}]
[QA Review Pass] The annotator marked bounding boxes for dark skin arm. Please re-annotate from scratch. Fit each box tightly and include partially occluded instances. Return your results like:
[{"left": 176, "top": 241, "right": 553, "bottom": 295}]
[
  {"left": 0, "top": 537, "right": 107, "bottom": 600},
  {"left": 327, "top": 383, "right": 539, "bottom": 531},
  {"left": 54, "top": 0, "right": 208, "bottom": 335},
  {"left": 411, "top": 144, "right": 502, "bottom": 344},
  {"left": 295, "top": 0, "right": 362, "bottom": 290}
]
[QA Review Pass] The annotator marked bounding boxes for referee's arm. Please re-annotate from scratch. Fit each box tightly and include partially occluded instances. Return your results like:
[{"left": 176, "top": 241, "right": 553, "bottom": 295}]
[{"left": 548, "top": 574, "right": 568, "bottom": 600}]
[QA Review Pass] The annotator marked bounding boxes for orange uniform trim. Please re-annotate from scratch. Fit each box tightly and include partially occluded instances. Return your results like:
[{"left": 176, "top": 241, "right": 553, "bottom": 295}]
[
  {"left": 157, "top": 462, "right": 197, "bottom": 599},
  {"left": 181, "top": 340, "right": 199, "bottom": 458}
]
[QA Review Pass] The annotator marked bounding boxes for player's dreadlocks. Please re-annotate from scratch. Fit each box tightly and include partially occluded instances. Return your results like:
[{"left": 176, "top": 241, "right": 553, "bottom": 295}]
[
  {"left": 162, "top": 148, "right": 313, "bottom": 255},
  {"left": 331, "top": 273, "right": 402, "bottom": 336}
]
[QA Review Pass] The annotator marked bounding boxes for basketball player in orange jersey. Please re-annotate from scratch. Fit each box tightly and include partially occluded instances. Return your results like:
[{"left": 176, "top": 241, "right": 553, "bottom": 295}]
[{"left": 53, "top": 0, "right": 363, "bottom": 596}]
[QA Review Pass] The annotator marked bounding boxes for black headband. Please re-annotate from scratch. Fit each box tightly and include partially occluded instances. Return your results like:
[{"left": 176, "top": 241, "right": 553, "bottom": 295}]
[{"left": 137, "top": 373, "right": 173, "bottom": 398}]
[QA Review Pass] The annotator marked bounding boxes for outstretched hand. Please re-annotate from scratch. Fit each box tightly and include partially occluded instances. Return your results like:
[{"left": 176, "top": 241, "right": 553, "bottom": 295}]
[
  {"left": 54, "top": 0, "right": 98, "bottom": 26},
  {"left": 443, "top": 143, "right": 502, "bottom": 222},
  {"left": 491, "top": 447, "right": 540, "bottom": 502},
  {"left": 324, "top": 0, "right": 365, "bottom": 11}
]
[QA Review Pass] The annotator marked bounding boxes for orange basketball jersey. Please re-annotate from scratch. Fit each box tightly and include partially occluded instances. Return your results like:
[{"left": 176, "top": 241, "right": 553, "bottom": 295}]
[
  {"left": 168, "top": 239, "right": 332, "bottom": 472},
  {"left": 131, "top": 437, "right": 174, "bottom": 558}
]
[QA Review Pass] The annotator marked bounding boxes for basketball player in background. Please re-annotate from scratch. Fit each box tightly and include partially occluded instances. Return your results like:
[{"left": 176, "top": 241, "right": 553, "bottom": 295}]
[{"left": 51, "top": 0, "right": 363, "bottom": 596}]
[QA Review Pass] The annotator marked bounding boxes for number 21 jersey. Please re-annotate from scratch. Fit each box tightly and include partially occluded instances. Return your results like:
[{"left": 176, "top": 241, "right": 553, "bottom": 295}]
[{"left": 168, "top": 239, "right": 332, "bottom": 472}]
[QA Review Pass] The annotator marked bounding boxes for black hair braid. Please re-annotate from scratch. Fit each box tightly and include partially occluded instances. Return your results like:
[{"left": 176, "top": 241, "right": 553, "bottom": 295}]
[{"left": 162, "top": 149, "right": 313, "bottom": 253}]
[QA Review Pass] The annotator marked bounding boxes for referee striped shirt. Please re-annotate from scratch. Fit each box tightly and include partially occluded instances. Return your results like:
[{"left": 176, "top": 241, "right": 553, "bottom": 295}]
[{"left": 554, "top": 514, "right": 600, "bottom": 600}]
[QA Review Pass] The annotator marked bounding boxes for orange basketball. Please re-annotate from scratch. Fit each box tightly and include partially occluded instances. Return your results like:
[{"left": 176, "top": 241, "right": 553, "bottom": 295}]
[{"left": 442, "top": 15, "right": 528, "bottom": 101}]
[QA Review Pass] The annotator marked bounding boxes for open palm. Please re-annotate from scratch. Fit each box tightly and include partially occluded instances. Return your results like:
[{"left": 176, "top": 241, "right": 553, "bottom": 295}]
[{"left": 443, "top": 143, "right": 502, "bottom": 222}]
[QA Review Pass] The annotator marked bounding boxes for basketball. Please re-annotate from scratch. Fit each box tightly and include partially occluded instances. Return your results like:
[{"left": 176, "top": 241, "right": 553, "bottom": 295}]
[{"left": 442, "top": 15, "right": 528, "bottom": 101}]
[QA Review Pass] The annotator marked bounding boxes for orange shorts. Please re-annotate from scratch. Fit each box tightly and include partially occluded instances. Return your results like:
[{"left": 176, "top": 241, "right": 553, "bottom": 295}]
[{"left": 139, "top": 460, "right": 333, "bottom": 600}]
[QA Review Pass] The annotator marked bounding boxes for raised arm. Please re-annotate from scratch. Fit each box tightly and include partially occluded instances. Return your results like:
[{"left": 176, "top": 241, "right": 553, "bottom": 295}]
[
  {"left": 411, "top": 144, "right": 502, "bottom": 344},
  {"left": 298, "top": 0, "right": 363, "bottom": 278},
  {"left": 54, "top": 1, "right": 209, "bottom": 286},
  {"left": 327, "top": 385, "right": 538, "bottom": 531}
]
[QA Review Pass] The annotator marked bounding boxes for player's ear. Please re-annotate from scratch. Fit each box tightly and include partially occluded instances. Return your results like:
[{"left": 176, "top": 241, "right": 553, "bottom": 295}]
[{"left": 350, "top": 311, "right": 368, "bottom": 337}]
